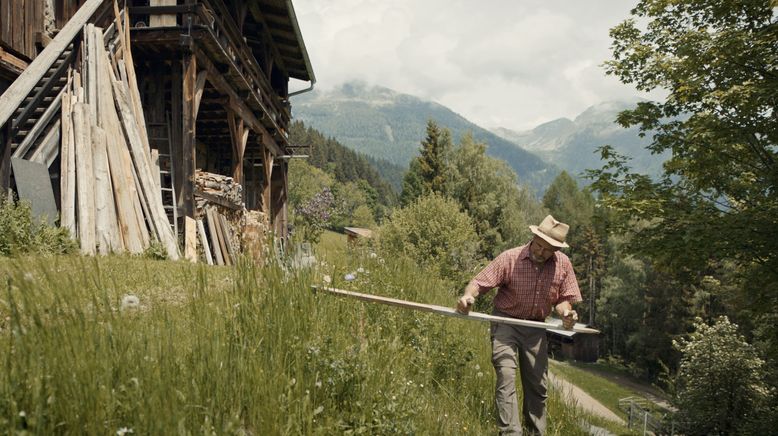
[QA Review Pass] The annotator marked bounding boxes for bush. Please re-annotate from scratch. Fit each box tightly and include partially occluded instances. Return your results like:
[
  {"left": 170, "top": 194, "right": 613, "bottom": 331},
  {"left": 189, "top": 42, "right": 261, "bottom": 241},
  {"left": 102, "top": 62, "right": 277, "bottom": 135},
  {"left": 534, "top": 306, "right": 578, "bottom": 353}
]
[
  {"left": 0, "top": 196, "right": 76, "bottom": 256},
  {"left": 376, "top": 193, "right": 479, "bottom": 281},
  {"left": 673, "top": 316, "right": 769, "bottom": 435}
]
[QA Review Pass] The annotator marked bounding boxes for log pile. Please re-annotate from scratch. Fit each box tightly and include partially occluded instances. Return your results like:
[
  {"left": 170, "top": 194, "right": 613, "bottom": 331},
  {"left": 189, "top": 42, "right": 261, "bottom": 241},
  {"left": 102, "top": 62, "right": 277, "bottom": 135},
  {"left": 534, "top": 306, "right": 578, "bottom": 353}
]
[
  {"left": 59, "top": 9, "right": 179, "bottom": 259},
  {"left": 194, "top": 171, "right": 268, "bottom": 265}
]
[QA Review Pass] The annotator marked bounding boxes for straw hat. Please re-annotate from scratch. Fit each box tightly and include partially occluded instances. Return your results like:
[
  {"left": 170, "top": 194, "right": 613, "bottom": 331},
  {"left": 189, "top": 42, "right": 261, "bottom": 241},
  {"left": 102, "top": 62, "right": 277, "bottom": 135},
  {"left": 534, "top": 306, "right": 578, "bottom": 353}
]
[{"left": 529, "top": 215, "right": 570, "bottom": 248}]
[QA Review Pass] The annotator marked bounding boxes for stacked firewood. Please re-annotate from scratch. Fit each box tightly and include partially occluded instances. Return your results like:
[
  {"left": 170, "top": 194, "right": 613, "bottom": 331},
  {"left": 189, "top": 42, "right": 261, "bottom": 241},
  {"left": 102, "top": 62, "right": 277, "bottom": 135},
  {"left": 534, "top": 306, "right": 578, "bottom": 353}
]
[
  {"left": 59, "top": 12, "right": 178, "bottom": 259},
  {"left": 194, "top": 170, "right": 268, "bottom": 266}
]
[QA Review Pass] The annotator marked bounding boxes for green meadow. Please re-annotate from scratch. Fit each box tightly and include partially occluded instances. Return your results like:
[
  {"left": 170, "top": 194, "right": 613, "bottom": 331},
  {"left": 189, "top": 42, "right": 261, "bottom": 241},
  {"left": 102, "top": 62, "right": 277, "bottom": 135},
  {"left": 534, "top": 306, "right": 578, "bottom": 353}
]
[{"left": 0, "top": 238, "right": 632, "bottom": 434}]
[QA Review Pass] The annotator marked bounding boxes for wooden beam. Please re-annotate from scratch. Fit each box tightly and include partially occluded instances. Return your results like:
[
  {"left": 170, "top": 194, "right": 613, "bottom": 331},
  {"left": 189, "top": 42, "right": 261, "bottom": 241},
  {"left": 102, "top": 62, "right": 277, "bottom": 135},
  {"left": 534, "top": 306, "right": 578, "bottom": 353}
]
[
  {"left": 312, "top": 286, "right": 602, "bottom": 334},
  {"left": 192, "top": 45, "right": 283, "bottom": 157},
  {"left": 0, "top": 0, "right": 105, "bottom": 129},
  {"left": 181, "top": 51, "right": 197, "bottom": 219}
]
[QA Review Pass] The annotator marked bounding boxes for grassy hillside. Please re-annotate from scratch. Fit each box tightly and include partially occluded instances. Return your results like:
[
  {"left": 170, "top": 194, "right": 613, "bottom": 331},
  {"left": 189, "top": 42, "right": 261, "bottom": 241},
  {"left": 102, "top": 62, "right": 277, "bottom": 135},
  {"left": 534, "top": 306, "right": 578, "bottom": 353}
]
[{"left": 0, "top": 251, "right": 630, "bottom": 434}]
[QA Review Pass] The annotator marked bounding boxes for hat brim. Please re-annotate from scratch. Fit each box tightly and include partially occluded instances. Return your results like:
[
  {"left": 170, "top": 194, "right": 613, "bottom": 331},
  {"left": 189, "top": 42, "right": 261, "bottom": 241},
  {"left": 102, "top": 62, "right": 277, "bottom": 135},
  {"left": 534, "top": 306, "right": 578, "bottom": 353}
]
[{"left": 529, "top": 225, "right": 569, "bottom": 248}]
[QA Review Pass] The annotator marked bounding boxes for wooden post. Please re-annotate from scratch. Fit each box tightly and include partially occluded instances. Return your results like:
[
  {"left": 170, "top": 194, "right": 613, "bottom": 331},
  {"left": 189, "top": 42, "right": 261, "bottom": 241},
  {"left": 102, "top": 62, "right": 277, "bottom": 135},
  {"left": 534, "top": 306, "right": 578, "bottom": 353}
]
[
  {"left": 261, "top": 143, "right": 273, "bottom": 219},
  {"left": 228, "top": 110, "right": 249, "bottom": 187},
  {"left": 60, "top": 83, "right": 76, "bottom": 236},
  {"left": 181, "top": 52, "right": 197, "bottom": 220}
]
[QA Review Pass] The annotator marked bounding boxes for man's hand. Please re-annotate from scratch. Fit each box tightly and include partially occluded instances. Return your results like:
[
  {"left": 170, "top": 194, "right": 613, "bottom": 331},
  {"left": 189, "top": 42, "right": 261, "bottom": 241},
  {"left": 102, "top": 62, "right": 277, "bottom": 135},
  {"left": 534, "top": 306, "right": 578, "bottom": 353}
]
[
  {"left": 561, "top": 309, "right": 578, "bottom": 330},
  {"left": 456, "top": 295, "right": 475, "bottom": 314}
]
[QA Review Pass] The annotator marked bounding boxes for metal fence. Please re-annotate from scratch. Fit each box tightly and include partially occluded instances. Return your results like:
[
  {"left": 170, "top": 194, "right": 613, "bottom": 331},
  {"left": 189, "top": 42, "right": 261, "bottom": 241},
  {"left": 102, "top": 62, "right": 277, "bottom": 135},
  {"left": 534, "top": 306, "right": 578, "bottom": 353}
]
[{"left": 618, "top": 397, "right": 675, "bottom": 435}]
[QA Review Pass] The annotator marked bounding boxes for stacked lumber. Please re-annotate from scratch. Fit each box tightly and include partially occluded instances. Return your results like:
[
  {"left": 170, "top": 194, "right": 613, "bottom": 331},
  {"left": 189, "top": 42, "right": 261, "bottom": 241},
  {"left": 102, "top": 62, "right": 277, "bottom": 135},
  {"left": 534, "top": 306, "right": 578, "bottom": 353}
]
[{"left": 59, "top": 11, "right": 179, "bottom": 259}]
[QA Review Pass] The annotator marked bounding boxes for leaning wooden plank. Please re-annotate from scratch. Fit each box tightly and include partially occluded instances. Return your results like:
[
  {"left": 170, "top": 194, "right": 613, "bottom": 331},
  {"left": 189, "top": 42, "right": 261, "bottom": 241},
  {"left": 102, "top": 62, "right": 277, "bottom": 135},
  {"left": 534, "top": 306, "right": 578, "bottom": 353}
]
[
  {"left": 13, "top": 89, "right": 64, "bottom": 160},
  {"left": 93, "top": 126, "right": 122, "bottom": 254},
  {"left": 205, "top": 208, "right": 224, "bottom": 266},
  {"left": 85, "top": 24, "right": 99, "bottom": 122},
  {"left": 150, "top": 148, "right": 161, "bottom": 201},
  {"left": 94, "top": 23, "right": 146, "bottom": 253},
  {"left": 197, "top": 219, "right": 213, "bottom": 265},
  {"left": 0, "top": 0, "right": 104, "bottom": 129},
  {"left": 184, "top": 216, "right": 197, "bottom": 263},
  {"left": 60, "top": 81, "right": 76, "bottom": 236},
  {"left": 212, "top": 210, "right": 232, "bottom": 266},
  {"left": 218, "top": 213, "right": 237, "bottom": 264},
  {"left": 72, "top": 103, "right": 96, "bottom": 255},
  {"left": 119, "top": 6, "right": 152, "bottom": 159},
  {"left": 29, "top": 120, "right": 61, "bottom": 167},
  {"left": 312, "top": 286, "right": 602, "bottom": 335},
  {"left": 112, "top": 78, "right": 179, "bottom": 260}
]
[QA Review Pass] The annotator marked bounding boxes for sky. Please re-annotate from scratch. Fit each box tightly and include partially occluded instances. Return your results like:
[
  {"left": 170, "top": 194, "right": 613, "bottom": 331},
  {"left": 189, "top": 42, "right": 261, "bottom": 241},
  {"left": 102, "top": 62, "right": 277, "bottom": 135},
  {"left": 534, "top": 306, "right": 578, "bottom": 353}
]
[{"left": 290, "top": 0, "right": 659, "bottom": 131}]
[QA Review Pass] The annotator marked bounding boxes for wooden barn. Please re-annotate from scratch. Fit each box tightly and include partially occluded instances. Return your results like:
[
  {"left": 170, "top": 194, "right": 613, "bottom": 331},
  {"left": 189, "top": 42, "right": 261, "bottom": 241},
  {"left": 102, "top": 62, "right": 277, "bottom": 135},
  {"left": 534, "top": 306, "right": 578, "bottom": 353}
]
[
  {"left": 0, "top": 0, "right": 315, "bottom": 262},
  {"left": 546, "top": 318, "right": 601, "bottom": 363}
]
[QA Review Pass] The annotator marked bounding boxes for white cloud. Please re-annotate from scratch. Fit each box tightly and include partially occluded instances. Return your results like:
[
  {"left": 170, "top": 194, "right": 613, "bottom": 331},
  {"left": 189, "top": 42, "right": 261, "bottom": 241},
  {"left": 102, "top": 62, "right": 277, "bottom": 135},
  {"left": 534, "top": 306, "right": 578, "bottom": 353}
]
[{"left": 292, "top": 0, "right": 660, "bottom": 130}]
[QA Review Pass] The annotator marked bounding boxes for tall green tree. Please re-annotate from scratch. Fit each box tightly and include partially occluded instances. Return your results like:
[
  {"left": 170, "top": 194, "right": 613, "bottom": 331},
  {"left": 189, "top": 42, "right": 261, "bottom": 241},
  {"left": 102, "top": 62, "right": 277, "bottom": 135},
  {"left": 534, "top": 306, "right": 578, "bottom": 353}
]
[
  {"left": 401, "top": 120, "right": 452, "bottom": 204},
  {"left": 448, "top": 133, "right": 546, "bottom": 257},
  {"left": 595, "top": 0, "right": 778, "bottom": 312}
]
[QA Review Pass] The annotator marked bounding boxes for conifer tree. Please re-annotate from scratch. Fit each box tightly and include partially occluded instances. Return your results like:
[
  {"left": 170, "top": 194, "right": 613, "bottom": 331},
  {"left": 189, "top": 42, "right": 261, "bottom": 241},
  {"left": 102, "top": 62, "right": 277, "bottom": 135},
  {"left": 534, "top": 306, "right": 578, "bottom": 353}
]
[{"left": 401, "top": 120, "right": 452, "bottom": 204}]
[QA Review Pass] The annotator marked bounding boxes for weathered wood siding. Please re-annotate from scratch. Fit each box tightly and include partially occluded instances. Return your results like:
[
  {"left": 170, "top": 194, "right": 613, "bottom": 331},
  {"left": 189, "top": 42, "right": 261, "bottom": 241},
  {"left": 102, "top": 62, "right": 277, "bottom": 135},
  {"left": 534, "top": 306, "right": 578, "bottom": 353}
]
[{"left": 0, "top": 0, "right": 84, "bottom": 61}]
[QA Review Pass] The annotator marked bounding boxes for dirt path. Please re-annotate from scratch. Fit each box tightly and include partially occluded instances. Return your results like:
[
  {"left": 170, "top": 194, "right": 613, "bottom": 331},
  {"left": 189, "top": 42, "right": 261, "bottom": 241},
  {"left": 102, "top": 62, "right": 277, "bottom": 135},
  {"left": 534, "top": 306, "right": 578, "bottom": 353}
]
[
  {"left": 548, "top": 372, "right": 626, "bottom": 425},
  {"left": 571, "top": 366, "right": 675, "bottom": 412}
]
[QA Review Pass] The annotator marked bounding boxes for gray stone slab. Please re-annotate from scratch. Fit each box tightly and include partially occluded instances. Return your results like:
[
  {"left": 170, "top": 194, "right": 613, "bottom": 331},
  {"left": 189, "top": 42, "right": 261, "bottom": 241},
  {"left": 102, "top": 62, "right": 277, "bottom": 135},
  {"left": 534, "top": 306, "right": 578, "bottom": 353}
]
[{"left": 11, "top": 157, "right": 58, "bottom": 226}]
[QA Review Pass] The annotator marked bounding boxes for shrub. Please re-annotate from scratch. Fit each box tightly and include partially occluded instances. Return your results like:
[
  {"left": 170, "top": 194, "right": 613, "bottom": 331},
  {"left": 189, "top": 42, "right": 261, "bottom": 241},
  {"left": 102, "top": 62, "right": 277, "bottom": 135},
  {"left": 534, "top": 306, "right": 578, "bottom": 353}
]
[
  {"left": 0, "top": 196, "right": 76, "bottom": 256},
  {"left": 376, "top": 193, "right": 479, "bottom": 281},
  {"left": 673, "top": 316, "right": 769, "bottom": 435}
]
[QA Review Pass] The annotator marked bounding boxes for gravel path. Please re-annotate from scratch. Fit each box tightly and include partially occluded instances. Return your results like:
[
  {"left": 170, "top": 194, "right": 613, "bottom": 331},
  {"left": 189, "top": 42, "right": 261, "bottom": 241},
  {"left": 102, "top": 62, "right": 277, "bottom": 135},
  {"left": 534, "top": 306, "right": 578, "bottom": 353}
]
[{"left": 548, "top": 372, "right": 626, "bottom": 425}]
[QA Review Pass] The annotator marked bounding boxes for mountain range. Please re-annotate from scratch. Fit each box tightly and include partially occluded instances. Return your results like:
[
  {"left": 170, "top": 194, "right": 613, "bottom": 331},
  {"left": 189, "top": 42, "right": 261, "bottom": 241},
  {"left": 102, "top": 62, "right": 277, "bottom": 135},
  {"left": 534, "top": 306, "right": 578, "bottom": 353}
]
[
  {"left": 291, "top": 82, "right": 557, "bottom": 193},
  {"left": 291, "top": 82, "right": 666, "bottom": 194},
  {"left": 490, "top": 99, "right": 668, "bottom": 180}
]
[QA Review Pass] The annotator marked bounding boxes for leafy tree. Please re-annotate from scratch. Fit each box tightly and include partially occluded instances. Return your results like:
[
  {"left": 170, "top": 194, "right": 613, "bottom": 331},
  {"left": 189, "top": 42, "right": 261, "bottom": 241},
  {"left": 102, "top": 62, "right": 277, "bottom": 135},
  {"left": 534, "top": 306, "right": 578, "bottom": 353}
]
[
  {"left": 674, "top": 316, "right": 770, "bottom": 435},
  {"left": 288, "top": 160, "right": 335, "bottom": 210},
  {"left": 542, "top": 171, "right": 594, "bottom": 236},
  {"left": 448, "top": 133, "right": 546, "bottom": 257},
  {"left": 376, "top": 193, "right": 479, "bottom": 281},
  {"left": 400, "top": 120, "right": 452, "bottom": 204},
  {"left": 595, "top": 0, "right": 778, "bottom": 312}
]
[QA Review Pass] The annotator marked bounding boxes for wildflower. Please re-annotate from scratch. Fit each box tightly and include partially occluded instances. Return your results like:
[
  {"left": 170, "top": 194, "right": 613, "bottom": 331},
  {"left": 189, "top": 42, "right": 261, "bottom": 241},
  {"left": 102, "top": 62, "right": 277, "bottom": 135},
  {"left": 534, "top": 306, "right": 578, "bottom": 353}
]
[
  {"left": 474, "top": 364, "right": 480, "bottom": 371},
  {"left": 477, "top": 372, "right": 483, "bottom": 378},
  {"left": 116, "top": 428, "right": 134, "bottom": 436},
  {"left": 120, "top": 295, "right": 140, "bottom": 312},
  {"left": 322, "top": 275, "right": 332, "bottom": 284},
  {"left": 18, "top": 411, "right": 25, "bottom": 418},
  {"left": 357, "top": 267, "right": 365, "bottom": 273},
  {"left": 344, "top": 273, "right": 356, "bottom": 281},
  {"left": 369, "top": 252, "right": 377, "bottom": 259},
  {"left": 313, "top": 406, "right": 324, "bottom": 416},
  {"left": 23, "top": 272, "right": 34, "bottom": 282},
  {"left": 315, "top": 380, "right": 322, "bottom": 388}
]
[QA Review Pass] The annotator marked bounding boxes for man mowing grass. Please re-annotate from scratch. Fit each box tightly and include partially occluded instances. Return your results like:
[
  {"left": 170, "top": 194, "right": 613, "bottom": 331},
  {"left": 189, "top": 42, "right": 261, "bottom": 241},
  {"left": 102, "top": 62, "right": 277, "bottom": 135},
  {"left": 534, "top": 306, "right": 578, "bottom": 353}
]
[{"left": 457, "top": 215, "right": 581, "bottom": 435}]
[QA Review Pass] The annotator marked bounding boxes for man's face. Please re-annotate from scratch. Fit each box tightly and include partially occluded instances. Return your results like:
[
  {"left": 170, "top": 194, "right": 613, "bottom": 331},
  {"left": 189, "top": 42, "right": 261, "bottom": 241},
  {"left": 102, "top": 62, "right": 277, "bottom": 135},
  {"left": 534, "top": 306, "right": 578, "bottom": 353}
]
[{"left": 529, "top": 236, "right": 558, "bottom": 264}]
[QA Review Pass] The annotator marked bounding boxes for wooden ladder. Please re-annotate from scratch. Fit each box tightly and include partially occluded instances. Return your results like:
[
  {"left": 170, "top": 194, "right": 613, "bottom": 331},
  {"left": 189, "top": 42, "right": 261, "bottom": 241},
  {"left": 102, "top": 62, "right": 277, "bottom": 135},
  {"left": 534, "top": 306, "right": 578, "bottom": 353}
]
[{"left": 148, "top": 118, "right": 179, "bottom": 240}]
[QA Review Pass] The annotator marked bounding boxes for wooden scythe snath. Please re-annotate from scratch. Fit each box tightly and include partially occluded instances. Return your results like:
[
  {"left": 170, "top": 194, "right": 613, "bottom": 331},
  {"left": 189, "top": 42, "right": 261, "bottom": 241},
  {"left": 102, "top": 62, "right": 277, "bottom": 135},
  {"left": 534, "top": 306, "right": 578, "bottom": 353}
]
[{"left": 312, "top": 286, "right": 601, "bottom": 334}]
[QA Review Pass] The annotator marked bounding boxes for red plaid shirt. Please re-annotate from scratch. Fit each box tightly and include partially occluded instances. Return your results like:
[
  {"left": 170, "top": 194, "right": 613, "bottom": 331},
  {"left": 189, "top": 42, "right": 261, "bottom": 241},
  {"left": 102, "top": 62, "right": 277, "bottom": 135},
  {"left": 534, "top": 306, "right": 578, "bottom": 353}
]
[{"left": 471, "top": 243, "right": 582, "bottom": 320}]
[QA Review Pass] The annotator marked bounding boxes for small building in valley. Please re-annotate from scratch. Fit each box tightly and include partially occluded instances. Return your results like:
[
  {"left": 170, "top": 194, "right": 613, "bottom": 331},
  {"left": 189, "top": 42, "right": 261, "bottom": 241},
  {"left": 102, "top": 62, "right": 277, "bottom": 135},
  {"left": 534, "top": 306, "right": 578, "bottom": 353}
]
[{"left": 546, "top": 318, "right": 601, "bottom": 363}]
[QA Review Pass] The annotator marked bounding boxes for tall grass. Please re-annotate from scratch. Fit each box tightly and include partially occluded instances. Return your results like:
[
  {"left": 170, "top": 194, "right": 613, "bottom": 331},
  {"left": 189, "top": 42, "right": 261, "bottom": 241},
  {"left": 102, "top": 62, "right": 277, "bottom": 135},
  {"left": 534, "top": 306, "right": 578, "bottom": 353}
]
[{"left": 1, "top": 250, "right": 610, "bottom": 435}]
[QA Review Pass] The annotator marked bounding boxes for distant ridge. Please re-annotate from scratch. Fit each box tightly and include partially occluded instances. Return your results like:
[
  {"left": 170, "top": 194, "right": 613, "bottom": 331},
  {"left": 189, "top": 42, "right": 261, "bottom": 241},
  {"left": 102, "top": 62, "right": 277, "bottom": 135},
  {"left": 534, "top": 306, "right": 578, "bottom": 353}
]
[
  {"left": 491, "top": 98, "right": 668, "bottom": 180},
  {"left": 292, "top": 82, "right": 558, "bottom": 193}
]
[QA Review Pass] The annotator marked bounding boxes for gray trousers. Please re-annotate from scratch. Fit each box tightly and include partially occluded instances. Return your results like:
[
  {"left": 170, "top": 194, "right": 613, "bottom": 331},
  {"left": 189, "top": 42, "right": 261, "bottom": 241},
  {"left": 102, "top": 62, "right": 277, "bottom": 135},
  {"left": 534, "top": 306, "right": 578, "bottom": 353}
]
[{"left": 491, "top": 312, "right": 548, "bottom": 435}]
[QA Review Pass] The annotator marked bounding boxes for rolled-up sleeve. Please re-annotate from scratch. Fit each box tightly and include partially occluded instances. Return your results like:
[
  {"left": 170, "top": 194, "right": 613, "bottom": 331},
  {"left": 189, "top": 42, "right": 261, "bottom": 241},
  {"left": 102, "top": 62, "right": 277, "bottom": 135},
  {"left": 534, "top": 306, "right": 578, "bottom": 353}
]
[
  {"left": 471, "top": 251, "right": 510, "bottom": 295},
  {"left": 556, "top": 260, "right": 582, "bottom": 305}
]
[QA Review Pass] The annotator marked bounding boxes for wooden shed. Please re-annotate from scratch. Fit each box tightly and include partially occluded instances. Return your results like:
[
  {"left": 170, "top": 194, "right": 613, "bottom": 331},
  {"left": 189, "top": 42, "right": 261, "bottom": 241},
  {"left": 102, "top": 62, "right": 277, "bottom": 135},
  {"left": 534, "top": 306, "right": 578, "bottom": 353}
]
[
  {"left": 0, "top": 0, "right": 315, "bottom": 261},
  {"left": 546, "top": 318, "right": 601, "bottom": 363},
  {"left": 344, "top": 226, "right": 373, "bottom": 244}
]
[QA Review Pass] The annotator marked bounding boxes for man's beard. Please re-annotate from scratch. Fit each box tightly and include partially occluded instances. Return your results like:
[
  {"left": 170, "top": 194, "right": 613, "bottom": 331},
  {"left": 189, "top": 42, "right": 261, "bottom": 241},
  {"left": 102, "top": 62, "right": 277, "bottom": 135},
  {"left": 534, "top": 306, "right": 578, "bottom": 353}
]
[{"left": 530, "top": 253, "right": 546, "bottom": 263}]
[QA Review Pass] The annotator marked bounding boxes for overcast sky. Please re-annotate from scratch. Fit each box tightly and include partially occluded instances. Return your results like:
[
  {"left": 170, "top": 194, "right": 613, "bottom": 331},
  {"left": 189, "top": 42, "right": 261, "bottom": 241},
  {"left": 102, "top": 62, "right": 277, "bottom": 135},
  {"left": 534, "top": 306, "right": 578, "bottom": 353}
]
[{"left": 291, "top": 0, "right": 659, "bottom": 131}]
